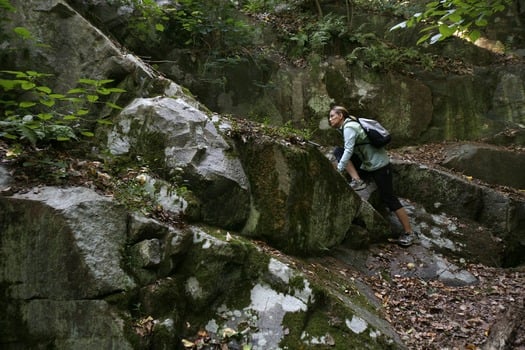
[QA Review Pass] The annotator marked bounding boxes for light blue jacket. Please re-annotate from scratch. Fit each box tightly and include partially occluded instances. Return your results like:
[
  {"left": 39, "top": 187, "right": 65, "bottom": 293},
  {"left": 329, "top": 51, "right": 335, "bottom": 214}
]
[{"left": 337, "top": 118, "right": 390, "bottom": 172}]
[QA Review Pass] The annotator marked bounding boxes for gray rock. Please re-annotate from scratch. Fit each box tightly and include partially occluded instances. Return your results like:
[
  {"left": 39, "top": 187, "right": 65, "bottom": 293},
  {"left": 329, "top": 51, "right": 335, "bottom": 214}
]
[{"left": 107, "top": 96, "right": 251, "bottom": 230}]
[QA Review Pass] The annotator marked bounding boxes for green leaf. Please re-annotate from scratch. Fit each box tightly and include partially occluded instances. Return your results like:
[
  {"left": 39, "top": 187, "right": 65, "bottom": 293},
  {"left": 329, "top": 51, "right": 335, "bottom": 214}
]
[
  {"left": 475, "top": 18, "right": 488, "bottom": 26},
  {"left": 56, "top": 136, "right": 71, "bottom": 141},
  {"left": 469, "top": 30, "right": 481, "bottom": 42},
  {"left": 76, "top": 109, "right": 89, "bottom": 116},
  {"left": 19, "top": 126, "right": 38, "bottom": 146},
  {"left": 63, "top": 115, "right": 78, "bottom": 120},
  {"left": 1, "top": 70, "right": 28, "bottom": 78},
  {"left": 105, "top": 87, "right": 126, "bottom": 93},
  {"left": 87, "top": 95, "right": 99, "bottom": 102},
  {"left": 2, "top": 133, "right": 18, "bottom": 140},
  {"left": 78, "top": 78, "right": 98, "bottom": 85},
  {"left": 36, "top": 86, "right": 52, "bottom": 94},
  {"left": 105, "top": 102, "right": 123, "bottom": 110},
  {"left": 21, "top": 81, "right": 36, "bottom": 90},
  {"left": 155, "top": 23, "right": 165, "bottom": 32},
  {"left": 438, "top": 24, "right": 456, "bottom": 37},
  {"left": 96, "top": 119, "right": 113, "bottom": 125},
  {"left": 13, "top": 27, "right": 33, "bottom": 40},
  {"left": 26, "top": 71, "right": 44, "bottom": 77},
  {"left": 96, "top": 88, "right": 111, "bottom": 95},
  {"left": 37, "top": 113, "right": 53, "bottom": 121},
  {"left": 447, "top": 12, "right": 462, "bottom": 23},
  {"left": 19, "top": 101, "right": 36, "bottom": 108},
  {"left": 416, "top": 32, "right": 432, "bottom": 45},
  {"left": 81, "top": 131, "right": 95, "bottom": 137},
  {"left": 39, "top": 98, "right": 55, "bottom": 107},
  {"left": 0, "top": 79, "right": 19, "bottom": 90},
  {"left": 0, "top": 0, "right": 16, "bottom": 11},
  {"left": 97, "top": 79, "right": 115, "bottom": 85}
]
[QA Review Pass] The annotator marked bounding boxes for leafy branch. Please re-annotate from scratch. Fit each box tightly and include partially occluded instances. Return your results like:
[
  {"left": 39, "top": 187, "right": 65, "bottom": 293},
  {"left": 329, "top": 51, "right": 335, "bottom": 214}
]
[
  {"left": 390, "top": 0, "right": 513, "bottom": 45},
  {"left": 0, "top": 70, "right": 125, "bottom": 146}
]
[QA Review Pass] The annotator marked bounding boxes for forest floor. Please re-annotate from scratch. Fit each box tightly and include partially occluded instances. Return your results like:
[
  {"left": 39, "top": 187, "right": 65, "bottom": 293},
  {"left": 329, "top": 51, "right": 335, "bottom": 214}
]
[
  {"left": 324, "top": 244, "right": 525, "bottom": 350},
  {"left": 1, "top": 139, "right": 524, "bottom": 350}
]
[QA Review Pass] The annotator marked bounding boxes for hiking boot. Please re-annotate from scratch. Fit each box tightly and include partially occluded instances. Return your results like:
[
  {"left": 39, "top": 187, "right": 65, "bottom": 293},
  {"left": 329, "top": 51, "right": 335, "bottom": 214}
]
[
  {"left": 349, "top": 179, "right": 367, "bottom": 191},
  {"left": 398, "top": 232, "right": 416, "bottom": 247}
]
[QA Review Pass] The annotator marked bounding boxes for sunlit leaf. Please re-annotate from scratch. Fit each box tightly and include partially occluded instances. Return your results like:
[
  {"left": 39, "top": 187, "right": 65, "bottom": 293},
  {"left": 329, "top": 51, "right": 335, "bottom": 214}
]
[
  {"left": 76, "top": 109, "right": 89, "bottom": 116},
  {"left": 39, "top": 98, "right": 55, "bottom": 107},
  {"left": 447, "top": 12, "right": 462, "bottom": 23},
  {"left": 21, "top": 81, "right": 36, "bottom": 90},
  {"left": 13, "top": 27, "right": 33, "bottom": 40},
  {"left": 36, "top": 86, "right": 52, "bottom": 94},
  {"left": 96, "top": 88, "right": 111, "bottom": 95},
  {"left": 438, "top": 24, "right": 456, "bottom": 37},
  {"left": 19, "top": 101, "right": 36, "bottom": 108},
  {"left": 97, "top": 79, "right": 115, "bottom": 85},
  {"left": 78, "top": 78, "right": 98, "bottom": 85},
  {"left": 37, "top": 113, "right": 53, "bottom": 121}
]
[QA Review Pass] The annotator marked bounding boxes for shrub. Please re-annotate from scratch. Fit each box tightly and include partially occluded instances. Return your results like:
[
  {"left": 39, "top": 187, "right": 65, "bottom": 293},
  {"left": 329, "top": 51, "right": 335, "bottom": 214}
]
[{"left": 0, "top": 70, "right": 125, "bottom": 146}]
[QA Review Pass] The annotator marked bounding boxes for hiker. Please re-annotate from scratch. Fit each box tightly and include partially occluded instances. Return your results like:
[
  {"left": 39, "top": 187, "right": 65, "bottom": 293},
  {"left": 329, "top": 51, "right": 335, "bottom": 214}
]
[{"left": 328, "top": 105, "right": 416, "bottom": 247}]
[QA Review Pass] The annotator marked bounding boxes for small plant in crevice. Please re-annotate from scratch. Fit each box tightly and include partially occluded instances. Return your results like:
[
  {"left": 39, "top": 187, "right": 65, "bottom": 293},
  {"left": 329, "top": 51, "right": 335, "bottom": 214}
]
[{"left": 113, "top": 176, "right": 158, "bottom": 215}]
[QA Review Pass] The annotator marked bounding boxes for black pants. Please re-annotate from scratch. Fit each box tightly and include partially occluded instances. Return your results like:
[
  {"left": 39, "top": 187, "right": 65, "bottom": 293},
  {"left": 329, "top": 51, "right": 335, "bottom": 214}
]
[{"left": 333, "top": 147, "right": 402, "bottom": 212}]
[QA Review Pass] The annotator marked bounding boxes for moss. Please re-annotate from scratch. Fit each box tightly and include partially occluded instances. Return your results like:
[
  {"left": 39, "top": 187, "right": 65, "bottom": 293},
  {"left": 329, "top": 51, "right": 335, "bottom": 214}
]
[
  {"left": 307, "top": 93, "right": 333, "bottom": 117},
  {"left": 281, "top": 300, "right": 397, "bottom": 350},
  {"left": 104, "top": 290, "right": 134, "bottom": 312},
  {"left": 0, "top": 283, "right": 30, "bottom": 344},
  {"left": 288, "top": 275, "right": 306, "bottom": 291}
]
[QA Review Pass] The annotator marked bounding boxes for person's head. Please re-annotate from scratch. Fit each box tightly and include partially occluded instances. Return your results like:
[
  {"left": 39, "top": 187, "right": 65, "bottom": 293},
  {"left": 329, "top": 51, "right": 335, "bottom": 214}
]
[{"left": 329, "top": 105, "right": 350, "bottom": 128}]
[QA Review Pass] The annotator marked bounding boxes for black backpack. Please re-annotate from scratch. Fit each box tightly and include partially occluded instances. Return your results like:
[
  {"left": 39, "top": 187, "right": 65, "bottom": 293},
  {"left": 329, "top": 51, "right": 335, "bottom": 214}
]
[{"left": 355, "top": 117, "right": 392, "bottom": 148}]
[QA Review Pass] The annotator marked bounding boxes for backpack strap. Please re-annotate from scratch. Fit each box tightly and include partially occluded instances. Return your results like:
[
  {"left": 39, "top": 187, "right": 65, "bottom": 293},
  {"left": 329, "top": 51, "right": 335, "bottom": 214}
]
[{"left": 348, "top": 116, "right": 370, "bottom": 146}]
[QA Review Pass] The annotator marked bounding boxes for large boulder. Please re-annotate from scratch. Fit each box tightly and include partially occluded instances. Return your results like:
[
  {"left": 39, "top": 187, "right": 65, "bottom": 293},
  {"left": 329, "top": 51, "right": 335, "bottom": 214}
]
[
  {"left": 441, "top": 142, "right": 525, "bottom": 189},
  {"left": 106, "top": 96, "right": 251, "bottom": 230},
  {"left": 0, "top": 186, "right": 135, "bottom": 348},
  {"left": 392, "top": 160, "right": 525, "bottom": 267},
  {"left": 0, "top": 186, "right": 405, "bottom": 349},
  {"left": 228, "top": 128, "right": 391, "bottom": 255}
]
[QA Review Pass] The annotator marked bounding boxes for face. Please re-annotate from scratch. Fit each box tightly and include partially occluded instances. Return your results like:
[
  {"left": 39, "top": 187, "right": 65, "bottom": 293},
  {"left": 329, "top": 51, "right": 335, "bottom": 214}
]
[{"left": 329, "top": 110, "right": 342, "bottom": 128}]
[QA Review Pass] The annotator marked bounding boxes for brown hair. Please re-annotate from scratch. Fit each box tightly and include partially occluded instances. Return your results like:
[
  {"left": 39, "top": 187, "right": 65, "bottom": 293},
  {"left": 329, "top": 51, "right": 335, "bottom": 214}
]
[{"left": 330, "top": 105, "right": 350, "bottom": 119}]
